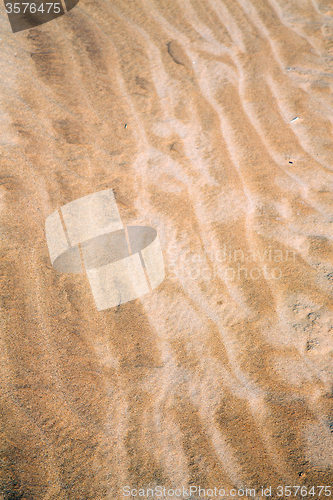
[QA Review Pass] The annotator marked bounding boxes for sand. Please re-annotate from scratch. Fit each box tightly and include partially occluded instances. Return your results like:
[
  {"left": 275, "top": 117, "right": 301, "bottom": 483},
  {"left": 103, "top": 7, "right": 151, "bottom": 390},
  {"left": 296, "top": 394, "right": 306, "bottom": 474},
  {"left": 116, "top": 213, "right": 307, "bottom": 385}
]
[{"left": 2, "top": 0, "right": 333, "bottom": 498}]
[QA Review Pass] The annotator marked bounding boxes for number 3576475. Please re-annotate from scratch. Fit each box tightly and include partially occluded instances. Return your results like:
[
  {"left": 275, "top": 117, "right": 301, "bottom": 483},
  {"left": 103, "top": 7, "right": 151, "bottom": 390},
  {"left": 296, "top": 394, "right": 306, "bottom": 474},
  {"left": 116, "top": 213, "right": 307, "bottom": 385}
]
[{"left": 5, "top": 3, "right": 61, "bottom": 14}]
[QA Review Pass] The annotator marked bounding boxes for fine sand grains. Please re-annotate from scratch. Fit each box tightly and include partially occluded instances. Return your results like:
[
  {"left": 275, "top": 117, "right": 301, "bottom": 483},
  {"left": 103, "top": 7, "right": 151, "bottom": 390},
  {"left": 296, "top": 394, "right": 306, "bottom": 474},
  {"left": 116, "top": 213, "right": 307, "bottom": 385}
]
[{"left": 2, "top": 0, "right": 333, "bottom": 497}]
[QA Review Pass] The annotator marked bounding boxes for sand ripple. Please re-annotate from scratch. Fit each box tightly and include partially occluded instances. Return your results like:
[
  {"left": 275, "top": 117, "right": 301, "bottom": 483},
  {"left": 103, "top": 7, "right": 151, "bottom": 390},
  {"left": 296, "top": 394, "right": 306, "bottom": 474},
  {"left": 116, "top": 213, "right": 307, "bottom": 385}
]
[{"left": 2, "top": 0, "right": 333, "bottom": 497}]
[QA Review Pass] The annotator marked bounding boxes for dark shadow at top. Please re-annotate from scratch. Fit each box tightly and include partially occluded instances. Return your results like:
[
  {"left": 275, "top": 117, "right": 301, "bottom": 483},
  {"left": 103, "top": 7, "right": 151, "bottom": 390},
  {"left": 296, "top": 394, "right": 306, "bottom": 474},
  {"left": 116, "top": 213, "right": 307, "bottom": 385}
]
[
  {"left": 5, "top": 0, "right": 78, "bottom": 33},
  {"left": 64, "top": 0, "right": 79, "bottom": 11}
]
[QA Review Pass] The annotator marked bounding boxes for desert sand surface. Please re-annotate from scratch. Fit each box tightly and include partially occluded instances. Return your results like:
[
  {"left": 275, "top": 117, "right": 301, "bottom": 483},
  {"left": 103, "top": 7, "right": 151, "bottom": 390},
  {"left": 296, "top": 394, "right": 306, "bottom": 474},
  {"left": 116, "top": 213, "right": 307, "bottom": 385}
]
[{"left": 2, "top": 0, "right": 333, "bottom": 498}]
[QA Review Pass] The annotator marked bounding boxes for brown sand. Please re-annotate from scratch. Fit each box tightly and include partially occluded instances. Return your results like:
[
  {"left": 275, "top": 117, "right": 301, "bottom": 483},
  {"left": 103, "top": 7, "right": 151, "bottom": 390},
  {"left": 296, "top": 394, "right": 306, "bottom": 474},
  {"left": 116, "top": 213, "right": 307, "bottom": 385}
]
[{"left": 2, "top": 0, "right": 333, "bottom": 498}]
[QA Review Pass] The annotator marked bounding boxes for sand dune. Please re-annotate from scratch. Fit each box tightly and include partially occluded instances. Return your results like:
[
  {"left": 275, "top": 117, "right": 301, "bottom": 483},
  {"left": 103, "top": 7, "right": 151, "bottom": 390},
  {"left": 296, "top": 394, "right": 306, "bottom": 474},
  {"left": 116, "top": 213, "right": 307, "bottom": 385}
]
[{"left": 2, "top": 0, "right": 333, "bottom": 498}]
